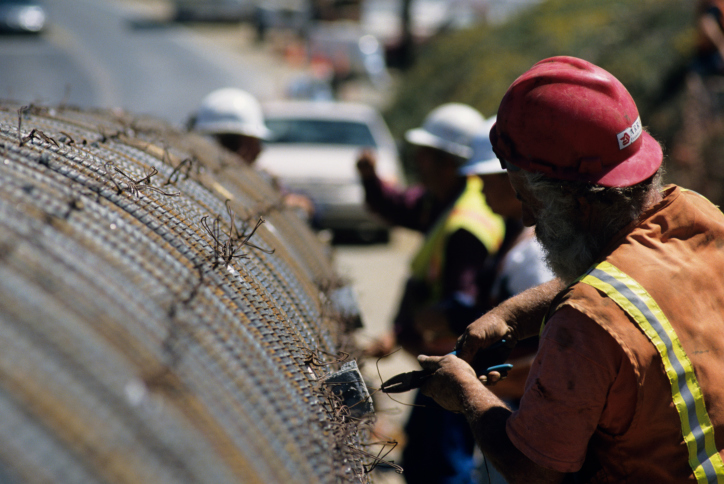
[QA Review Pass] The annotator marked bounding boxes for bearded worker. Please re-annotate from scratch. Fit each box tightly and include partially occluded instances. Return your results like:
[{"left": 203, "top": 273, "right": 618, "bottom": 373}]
[{"left": 417, "top": 56, "right": 724, "bottom": 483}]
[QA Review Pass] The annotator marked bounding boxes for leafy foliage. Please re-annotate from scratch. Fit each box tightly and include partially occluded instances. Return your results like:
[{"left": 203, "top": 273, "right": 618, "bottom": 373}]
[{"left": 385, "top": 0, "right": 696, "bottom": 160}]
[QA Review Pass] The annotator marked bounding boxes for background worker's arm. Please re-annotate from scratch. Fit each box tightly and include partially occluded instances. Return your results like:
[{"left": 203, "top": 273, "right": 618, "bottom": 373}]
[
  {"left": 419, "top": 354, "right": 565, "bottom": 484},
  {"left": 455, "top": 278, "right": 565, "bottom": 370},
  {"left": 356, "top": 150, "right": 430, "bottom": 230}
]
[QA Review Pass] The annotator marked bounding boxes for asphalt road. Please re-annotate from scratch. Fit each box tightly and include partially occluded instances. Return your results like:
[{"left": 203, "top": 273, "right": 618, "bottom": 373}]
[{"left": 0, "top": 0, "right": 299, "bottom": 126}]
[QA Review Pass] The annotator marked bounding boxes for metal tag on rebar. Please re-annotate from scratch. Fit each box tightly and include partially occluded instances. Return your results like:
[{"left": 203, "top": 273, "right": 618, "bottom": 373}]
[{"left": 321, "top": 360, "right": 374, "bottom": 418}]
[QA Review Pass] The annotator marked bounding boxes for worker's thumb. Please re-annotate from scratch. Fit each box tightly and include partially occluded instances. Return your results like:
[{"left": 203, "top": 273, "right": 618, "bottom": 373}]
[{"left": 417, "top": 354, "right": 443, "bottom": 371}]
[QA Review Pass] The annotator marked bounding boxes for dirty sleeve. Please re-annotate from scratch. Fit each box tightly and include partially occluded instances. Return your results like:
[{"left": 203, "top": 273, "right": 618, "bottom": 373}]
[{"left": 505, "top": 306, "right": 634, "bottom": 473}]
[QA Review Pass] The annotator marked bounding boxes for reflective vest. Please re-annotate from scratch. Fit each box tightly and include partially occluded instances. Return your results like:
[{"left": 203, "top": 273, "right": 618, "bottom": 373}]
[
  {"left": 410, "top": 175, "right": 505, "bottom": 303},
  {"left": 548, "top": 186, "right": 724, "bottom": 482}
]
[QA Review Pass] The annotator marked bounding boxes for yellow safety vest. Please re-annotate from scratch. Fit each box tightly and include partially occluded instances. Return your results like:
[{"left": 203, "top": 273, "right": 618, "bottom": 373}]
[
  {"left": 579, "top": 261, "right": 724, "bottom": 483},
  {"left": 410, "top": 176, "right": 505, "bottom": 303}
]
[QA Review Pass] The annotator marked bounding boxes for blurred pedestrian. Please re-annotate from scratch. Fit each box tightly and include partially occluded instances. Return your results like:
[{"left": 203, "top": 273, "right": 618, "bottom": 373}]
[
  {"left": 357, "top": 103, "right": 505, "bottom": 484},
  {"left": 421, "top": 56, "right": 724, "bottom": 483},
  {"left": 189, "top": 88, "right": 315, "bottom": 222}
]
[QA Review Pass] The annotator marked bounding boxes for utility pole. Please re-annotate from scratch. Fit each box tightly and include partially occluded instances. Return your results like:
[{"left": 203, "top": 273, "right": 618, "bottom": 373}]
[{"left": 399, "top": 0, "right": 414, "bottom": 69}]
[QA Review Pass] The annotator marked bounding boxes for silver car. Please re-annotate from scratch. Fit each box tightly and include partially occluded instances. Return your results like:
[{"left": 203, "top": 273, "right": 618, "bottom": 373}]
[{"left": 257, "top": 100, "right": 405, "bottom": 242}]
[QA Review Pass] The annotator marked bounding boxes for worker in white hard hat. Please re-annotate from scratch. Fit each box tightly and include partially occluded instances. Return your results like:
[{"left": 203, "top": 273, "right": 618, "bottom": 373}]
[
  {"left": 357, "top": 104, "right": 505, "bottom": 484},
  {"left": 190, "top": 88, "right": 315, "bottom": 221},
  {"left": 190, "top": 87, "right": 271, "bottom": 166}
]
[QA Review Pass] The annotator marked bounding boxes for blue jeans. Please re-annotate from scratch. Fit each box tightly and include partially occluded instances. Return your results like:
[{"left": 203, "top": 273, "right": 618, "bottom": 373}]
[{"left": 402, "top": 392, "right": 476, "bottom": 484}]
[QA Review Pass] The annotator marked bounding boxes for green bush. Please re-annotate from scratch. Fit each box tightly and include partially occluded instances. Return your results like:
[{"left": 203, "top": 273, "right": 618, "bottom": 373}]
[{"left": 385, "top": 0, "right": 696, "bottom": 167}]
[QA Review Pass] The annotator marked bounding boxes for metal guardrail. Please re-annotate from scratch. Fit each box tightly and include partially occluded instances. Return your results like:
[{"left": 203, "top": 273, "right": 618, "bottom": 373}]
[{"left": 0, "top": 102, "right": 374, "bottom": 483}]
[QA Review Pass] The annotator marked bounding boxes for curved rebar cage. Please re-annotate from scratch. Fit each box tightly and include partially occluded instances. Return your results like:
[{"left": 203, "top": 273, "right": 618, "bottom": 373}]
[{"left": 0, "top": 102, "right": 374, "bottom": 484}]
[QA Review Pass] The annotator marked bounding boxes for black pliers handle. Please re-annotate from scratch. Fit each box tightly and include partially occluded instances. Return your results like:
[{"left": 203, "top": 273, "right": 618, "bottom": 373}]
[{"left": 380, "top": 340, "right": 514, "bottom": 394}]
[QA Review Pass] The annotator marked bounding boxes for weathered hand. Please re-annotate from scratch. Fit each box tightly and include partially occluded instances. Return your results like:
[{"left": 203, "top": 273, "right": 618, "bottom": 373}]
[
  {"left": 417, "top": 353, "right": 480, "bottom": 413},
  {"left": 455, "top": 310, "right": 514, "bottom": 367},
  {"left": 456, "top": 279, "right": 564, "bottom": 368}
]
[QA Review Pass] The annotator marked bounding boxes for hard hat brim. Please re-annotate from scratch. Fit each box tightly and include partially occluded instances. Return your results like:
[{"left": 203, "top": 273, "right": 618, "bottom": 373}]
[
  {"left": 594, "top": 130, "right": 663, "bottom": 187},
  {"left": 405, "top": 128, "right": 472, "bottom": 159},
  {"left": 195, "top": 120, "right": 272, "bottom": 140}
]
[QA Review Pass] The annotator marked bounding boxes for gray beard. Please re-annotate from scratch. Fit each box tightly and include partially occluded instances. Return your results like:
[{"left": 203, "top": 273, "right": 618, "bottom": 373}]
[
  {"left": 534, "top": 214, "right": 602, "bottom": 285},
  {"left": 521, "top": 170, "right": 658, "bottom": 285}
]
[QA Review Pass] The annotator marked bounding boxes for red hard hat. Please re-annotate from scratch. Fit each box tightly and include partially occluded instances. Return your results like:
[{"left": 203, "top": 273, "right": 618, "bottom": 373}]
[{"left": 489, "top": 56, "right": 662, "bottom": 187}]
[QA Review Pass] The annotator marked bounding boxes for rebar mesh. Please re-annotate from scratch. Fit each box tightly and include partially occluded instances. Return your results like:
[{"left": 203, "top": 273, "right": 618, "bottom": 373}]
[{"left": 0, "top": 102, "right": 374, "bottom": 484}]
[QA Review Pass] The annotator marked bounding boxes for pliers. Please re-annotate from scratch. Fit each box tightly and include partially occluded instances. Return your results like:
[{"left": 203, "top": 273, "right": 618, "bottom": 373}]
[{"left": 380, "top": 340, "right": 514, "bottom": 394}]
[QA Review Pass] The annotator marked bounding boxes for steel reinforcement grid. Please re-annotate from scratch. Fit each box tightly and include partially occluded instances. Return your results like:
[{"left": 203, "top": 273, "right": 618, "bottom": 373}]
[{"left": 0, "top": 102, "right": 381, "bottom": 484}]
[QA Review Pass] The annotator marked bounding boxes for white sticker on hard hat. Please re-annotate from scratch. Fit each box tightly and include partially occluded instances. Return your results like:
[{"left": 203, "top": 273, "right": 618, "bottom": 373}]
[{"left": 617, "top": 116, "right": 642, "bottom": 150}]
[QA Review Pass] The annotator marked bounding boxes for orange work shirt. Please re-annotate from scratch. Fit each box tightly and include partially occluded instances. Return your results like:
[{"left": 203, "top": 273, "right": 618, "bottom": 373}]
[{"left": 507, "top": 186, "right": 724, "bottom": 482}]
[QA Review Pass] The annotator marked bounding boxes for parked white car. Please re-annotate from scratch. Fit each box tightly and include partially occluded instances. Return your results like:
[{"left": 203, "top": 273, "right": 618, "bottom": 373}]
[{"left": 257, "top": 100, "right": 405, "bottom": 242}]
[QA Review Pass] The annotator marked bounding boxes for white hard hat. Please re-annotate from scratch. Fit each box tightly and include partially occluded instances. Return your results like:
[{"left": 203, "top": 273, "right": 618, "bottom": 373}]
[
  {"left": 405, "top": 103, "right": 486, "bottom": 159},
  {"left": 459, "top": 116, "right": 506, "bottom": 176},
  {"left": 192, "top": 88, "right": 271, "bottom": 140}
]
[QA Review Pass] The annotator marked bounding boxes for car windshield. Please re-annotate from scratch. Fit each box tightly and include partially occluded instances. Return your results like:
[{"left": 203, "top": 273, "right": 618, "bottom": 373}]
[{"left": 265, "top": 118, "right": 377, "bottom": 147}]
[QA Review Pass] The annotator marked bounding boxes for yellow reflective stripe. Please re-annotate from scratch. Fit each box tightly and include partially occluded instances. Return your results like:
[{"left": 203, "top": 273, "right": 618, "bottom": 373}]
[
  {"left": 580, "top": 261, "right": 724, "bottom": 483},
  {"left": 410, "top": 176, "right": 504, "bottom": 285}
]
